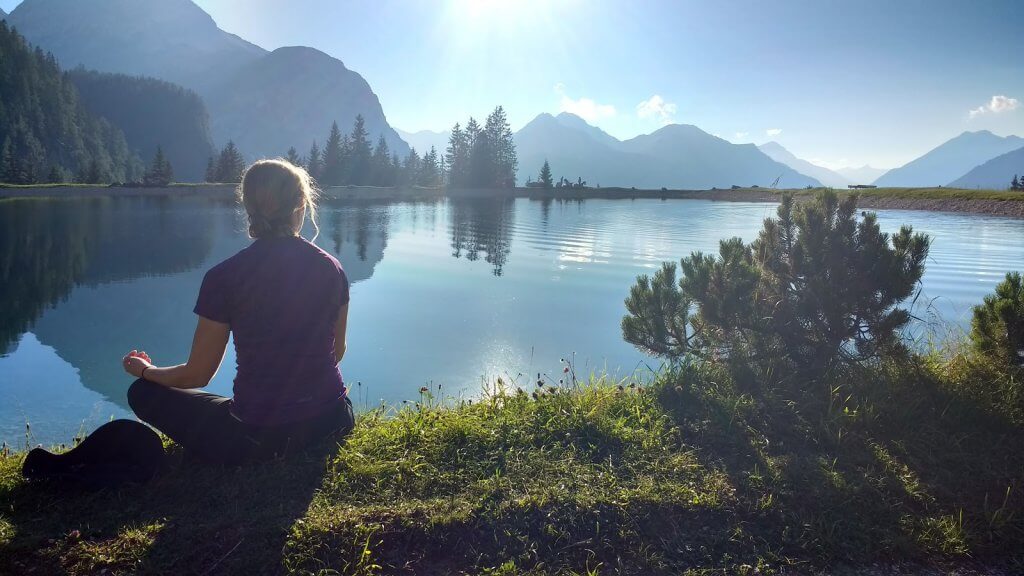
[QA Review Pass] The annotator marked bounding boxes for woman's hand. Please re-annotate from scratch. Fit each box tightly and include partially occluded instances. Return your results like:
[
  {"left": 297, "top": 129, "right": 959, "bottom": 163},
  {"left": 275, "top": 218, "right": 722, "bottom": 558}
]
[{"left": 122, "top": 349, "right": 154, "bottom": 378}]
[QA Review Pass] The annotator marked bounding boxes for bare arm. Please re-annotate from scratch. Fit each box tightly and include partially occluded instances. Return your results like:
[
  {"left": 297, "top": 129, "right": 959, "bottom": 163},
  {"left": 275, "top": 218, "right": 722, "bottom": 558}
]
[
  {"left": 334, "top": 302, "right": 349, "bottom": 364},
  {"left": 123, "top": 316, "right": 230, "bottom": 389}
]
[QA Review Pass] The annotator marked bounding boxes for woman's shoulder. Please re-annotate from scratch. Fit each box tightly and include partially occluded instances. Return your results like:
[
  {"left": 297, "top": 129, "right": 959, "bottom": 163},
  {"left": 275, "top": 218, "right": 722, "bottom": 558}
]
[{"left": 298, "top": 238, "right": 346, "bottom": 277}]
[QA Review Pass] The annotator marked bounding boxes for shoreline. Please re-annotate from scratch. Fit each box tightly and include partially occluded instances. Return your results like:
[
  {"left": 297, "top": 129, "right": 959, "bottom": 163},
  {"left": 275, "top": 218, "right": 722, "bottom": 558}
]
[{"left": 2, "top": 184, "right": 1023, "bottom": 218}]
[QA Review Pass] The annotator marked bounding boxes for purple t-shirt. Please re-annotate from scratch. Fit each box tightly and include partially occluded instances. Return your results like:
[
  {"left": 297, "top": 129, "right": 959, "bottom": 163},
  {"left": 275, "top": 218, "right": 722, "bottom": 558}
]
[{"left": 194, "top": 236, "right": 348, "bottom": 426}]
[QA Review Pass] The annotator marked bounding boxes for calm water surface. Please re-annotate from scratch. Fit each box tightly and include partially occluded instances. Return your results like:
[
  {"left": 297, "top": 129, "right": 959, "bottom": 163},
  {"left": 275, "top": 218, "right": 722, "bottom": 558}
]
[{"left": 2, "top": 196, "right": 1022, "bottom": 446}]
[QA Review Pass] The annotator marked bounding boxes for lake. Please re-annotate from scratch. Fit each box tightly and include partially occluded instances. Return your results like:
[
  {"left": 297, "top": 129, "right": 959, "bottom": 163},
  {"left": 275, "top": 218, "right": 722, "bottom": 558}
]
[{"left": 2, "top": 195, "right": 1022, "bottom": 447}]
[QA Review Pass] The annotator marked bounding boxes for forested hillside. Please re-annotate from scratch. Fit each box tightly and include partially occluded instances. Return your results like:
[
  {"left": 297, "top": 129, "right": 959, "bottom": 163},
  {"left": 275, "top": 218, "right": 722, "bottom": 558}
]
[
  {"left": 66, "top": 69, "right": 215, "bottom": 182},
  {"left": 0, "top": 22, "right": 140, "bottom": 184}
]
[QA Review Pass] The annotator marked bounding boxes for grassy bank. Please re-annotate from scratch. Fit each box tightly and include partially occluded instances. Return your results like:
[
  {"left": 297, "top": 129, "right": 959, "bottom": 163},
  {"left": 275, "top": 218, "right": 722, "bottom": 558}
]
[{"left": 2, "top": 350, "right": 1022, "bottom": 575}]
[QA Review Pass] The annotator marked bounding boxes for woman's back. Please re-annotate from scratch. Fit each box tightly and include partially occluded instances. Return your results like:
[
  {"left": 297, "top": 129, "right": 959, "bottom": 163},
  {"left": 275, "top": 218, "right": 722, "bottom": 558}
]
[{"left": 196, "top": 235, "right": 349, "bottom": 425}]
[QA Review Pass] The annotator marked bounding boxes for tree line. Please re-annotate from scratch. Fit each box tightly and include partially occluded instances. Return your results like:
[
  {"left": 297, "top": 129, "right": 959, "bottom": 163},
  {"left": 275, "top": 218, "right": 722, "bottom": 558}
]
[
  {"left": 1012, "top": 175, "right": 1024, "bottom": 191},
  {"left": 251, "top": 106, "right": 518, "bottom": 189}
]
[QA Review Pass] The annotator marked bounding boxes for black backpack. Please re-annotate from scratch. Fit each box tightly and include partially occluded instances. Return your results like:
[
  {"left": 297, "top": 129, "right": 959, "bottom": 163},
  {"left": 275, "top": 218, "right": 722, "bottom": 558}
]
[{"left": 22, "top": 419, "right": 165, "bottom": 489}]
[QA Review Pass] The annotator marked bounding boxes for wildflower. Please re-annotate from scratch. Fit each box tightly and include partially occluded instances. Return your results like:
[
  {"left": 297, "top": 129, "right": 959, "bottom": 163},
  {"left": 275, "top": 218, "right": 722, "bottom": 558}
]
[
  {"left": 617, "top": 385, "right": 625, "bottom": 392},
  {"left": 563, "top": 366, "right": 570, "bottom": 373},
  {"left": 532, "top": 391, "right": 539, "bottom": 400},
  {"left": 537, "top": 380, "right": 544, "bottom": 387},
  {"left": 419, "top": 386, "right": 429, "bottom": 393}
]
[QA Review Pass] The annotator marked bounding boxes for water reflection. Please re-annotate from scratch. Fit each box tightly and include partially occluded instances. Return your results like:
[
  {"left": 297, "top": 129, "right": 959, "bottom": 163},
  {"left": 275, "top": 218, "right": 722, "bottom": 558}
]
[
  {"left": 449, "top": 198, "right": 515, "bottom": 276},
  {"left": 0, "top": 198, "right": 216, "bottom": 353},
  {"left": 324, "top": 201, "right": 390, "bottom": 283}
]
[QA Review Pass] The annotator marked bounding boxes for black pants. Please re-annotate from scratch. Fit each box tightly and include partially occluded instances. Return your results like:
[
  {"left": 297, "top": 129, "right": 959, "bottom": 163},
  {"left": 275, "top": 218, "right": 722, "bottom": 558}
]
[{"left": 127, "top": 379, "right": 355, "bottom": 465}]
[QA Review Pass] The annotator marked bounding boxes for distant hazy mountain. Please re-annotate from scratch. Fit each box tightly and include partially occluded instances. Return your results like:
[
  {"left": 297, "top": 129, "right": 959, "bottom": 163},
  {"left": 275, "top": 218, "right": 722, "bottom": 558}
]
[
  {"left": 759, "top": 142, "right": 849, "bottom": 188},
  {"left": 948, "top": 145, "right": 1024, "bottom": 189},
  {"left": 515, "top": 113, "right": 661, "bottom": 187},
  {"left": 9, "top": 0, "right": 408, "bottom": 164},
  {"left": 836, "top": 165, "right": 889, "bottom": 185},
  {"left": 552, "top": 112, "right": 623, "bottom": 149},
  {"left": 618, "top": 124, "right": 821, "bottom": 189},
  {"left": 397, "top": 128, "right": 451, "bottom": 156},
  {"left": 8, "top": 0, "right": 262, "bottom": 89},
  {"left": 206, "top": 46, "right": 408, "bottom": 161},
  {"left": 0, "top": 8, "right": 6, "bottom": 18},
  {"left": 515, "top": 113, "right": 821, "bottom": 189},
  {"left": 874, "top": 131, "right": 1024, "bottom": 187}
]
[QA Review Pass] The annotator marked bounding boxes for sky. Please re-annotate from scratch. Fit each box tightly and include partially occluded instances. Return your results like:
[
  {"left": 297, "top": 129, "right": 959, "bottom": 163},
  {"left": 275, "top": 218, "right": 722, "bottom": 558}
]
[{"left": 4, "top": 0, "right": 1023, "bottom": 169}]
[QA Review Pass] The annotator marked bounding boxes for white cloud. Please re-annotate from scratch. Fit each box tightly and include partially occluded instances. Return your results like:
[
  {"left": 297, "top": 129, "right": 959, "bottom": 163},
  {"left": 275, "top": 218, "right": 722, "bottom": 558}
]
[
  {"left": 636, "top": 94, "right": 678, "bottom": 124},
  {"left": 554, "top": 83, "right": 616, "bottom": 122},
  {"left": 734, "top": 131, "right": 750, "bottom": 141},
  {"left": 968, "top": 95, "right": 1020, "bottom": 119},
  {"left": 765, "top": 128, "right": 783, "bottom": 136}
]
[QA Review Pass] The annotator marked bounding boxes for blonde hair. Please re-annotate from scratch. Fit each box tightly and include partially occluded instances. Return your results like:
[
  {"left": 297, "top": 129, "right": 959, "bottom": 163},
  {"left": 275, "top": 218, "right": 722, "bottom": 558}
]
[{"left": 238, "top": 158, "right": 320, "bottom": 241}]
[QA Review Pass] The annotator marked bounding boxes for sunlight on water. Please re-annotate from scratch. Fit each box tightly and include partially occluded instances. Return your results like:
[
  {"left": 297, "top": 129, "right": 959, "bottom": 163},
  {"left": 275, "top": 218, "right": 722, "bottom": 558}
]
[{"left": 1, "top": 196, "right": 1022, "bottom": 445}]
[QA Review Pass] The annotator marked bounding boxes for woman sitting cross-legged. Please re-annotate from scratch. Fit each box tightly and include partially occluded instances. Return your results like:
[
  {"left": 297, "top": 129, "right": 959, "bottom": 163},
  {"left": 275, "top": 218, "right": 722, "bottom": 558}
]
[{"left": 122, "top": 159, "right": 354, "bottom": 465}]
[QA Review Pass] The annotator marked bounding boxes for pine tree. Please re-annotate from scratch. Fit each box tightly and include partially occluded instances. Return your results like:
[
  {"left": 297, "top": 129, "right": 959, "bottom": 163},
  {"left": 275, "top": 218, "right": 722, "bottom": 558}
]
[
  {"left": 445, "top": 123, "right": 469, "bottom": 188},
  {"left": 143, "top": 145, "right": 173, "bottom": 186},
  {"left": 371, "top": 134, "right": 392, "bottom": 186},
  {"left": 307, "top": 141, "right": 322, "bottom": 181},
  {"left": 214, "top": 140, "right": 245, "bottom": 183},
  {"left": 419, "top": 146, "right": 440, "bottom": 187},
  {"left": 1013, "top": 174, "right": 1021, "bottom": 191},
  {"left": 321, "top": 122, "right": 347, "bottom": 186},
  {"left": 402, "top": 148, "right": 421, "bottom": 186},
  {"left": 539, "top": 159, "right": 553, "bottom": 189},
  {"left": 348, "top": 115, "right": 373, "bottom": 186},
  {"left": 285, "top": 147, "right": 302, "bottom": 167},
  {"left": 485, "top": 106, "right": 517, "bottom": 188}
]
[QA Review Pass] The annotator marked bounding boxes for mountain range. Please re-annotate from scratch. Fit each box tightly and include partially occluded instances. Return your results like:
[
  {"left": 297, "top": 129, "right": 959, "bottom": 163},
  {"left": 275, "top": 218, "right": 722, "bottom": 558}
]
[
  {"left": 949, "top": 145, "right": 1024, "bottom": 189},
  {"left": 758, "top": 142, "right": 850, "bottom": 188},
  {"left": 513, "top": 112, "right": 821, "bottom": 189},
  {"left": 836, "top": 165, "right": 889, "bottom": 184},
  {"left": 7, "top": 0, "right": 408, "bottom": 160},
  {"left": 396, "top": 129, "right": 451, "bottom": 156},
  {"left": 4, "top": 0, "right": 1022, "bottom": 189},
  {"left": 874, "top": 131, "right": 1024, "bottom": 188}
]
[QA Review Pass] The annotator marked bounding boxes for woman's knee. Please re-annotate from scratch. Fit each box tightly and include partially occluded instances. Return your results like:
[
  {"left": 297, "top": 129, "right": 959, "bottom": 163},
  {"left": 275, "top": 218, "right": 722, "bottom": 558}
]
[{"left": 126, "top": 378, "right": 161, "bottom": 417}]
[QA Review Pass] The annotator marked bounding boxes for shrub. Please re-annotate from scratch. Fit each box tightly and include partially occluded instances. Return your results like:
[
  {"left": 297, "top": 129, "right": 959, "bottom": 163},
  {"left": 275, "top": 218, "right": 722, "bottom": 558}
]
[
  {"left": 970, "top": 271, "right": 1024, "bottom": 367},
  {"left": 623, "top": 190, "right": 931, "bottom": 374}
]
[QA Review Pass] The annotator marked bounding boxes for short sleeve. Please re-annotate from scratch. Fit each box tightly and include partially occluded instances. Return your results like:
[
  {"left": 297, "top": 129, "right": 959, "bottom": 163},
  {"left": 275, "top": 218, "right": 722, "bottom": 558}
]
[
  {"left": 194, "top": 266, "right": 231, "bottom": 324},
  {"left": 338, "top": 265, "right": 350, "bottom": 308}
]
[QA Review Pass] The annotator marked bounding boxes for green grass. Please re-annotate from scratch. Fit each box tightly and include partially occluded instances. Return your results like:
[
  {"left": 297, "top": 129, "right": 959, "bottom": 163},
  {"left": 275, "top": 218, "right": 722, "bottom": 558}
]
[{"left": 2, "top": 355, "right": 1022, "bottom": 575}]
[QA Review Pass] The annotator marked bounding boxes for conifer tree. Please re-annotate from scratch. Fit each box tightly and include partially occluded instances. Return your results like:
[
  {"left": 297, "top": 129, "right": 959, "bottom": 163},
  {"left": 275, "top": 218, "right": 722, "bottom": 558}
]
[
  {"left": 419, "top": 147, "right": 440, "bottom": 186},
  {"left": 348, "top": 115, "right": 373, "bottom": 185},
  {"left": 1012, "top": 175, "right": 1021, "bottom": 191},
  {"left": 307, "top": 141, "right": 322, "bottom": 181},
  {"left": 371, "top": 134, "right": 392, "bottom": 186},
  {"left": 143, "top": 145, "right": 173, "bottom": 186},
  {"left": 321, "top": 122, "right": 347, "bottom": 186},
  {"left": 402, "top": 148, "right": 421, "bottom": 186},
  {"left": 214, "top": 140, "right": 245, "bottom": 183},
  {"left": 485, "top": 106, "right": 517, "bottom": 187},
  {"left": 445, "top": 123, "right": 469, "bottom": 188},
  {"left": 285, "top": 147, "right": 302, "bottom": 167},
  {"left": 539, "top": 159, "right": 553, "bottom": 189}
]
